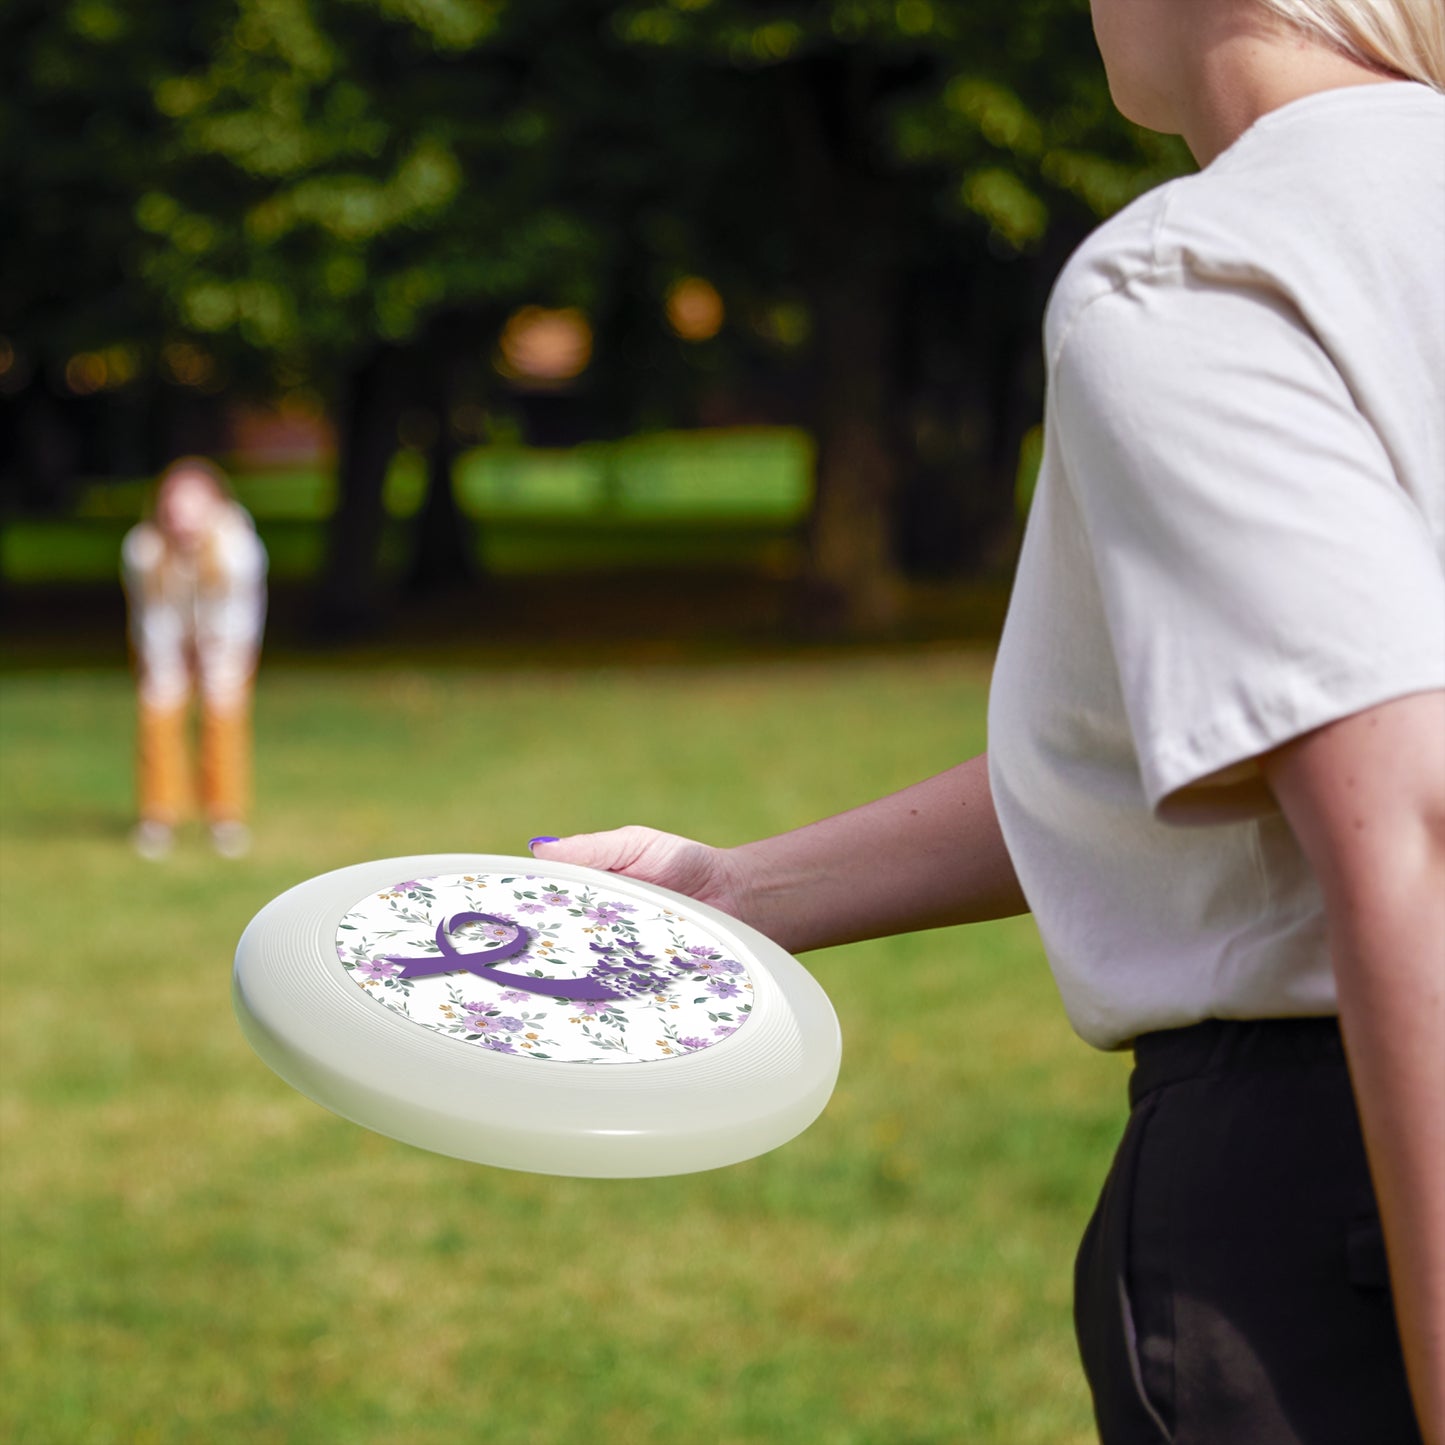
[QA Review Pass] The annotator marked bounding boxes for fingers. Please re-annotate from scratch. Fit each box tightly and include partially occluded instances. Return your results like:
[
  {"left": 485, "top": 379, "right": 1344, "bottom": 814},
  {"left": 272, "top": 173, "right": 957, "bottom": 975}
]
[
  {"left": 530, "top": 827, "right": 654, "bottom": 874},
  {"left": 528, "top": 826, "right": 741, "bottom": 917}
]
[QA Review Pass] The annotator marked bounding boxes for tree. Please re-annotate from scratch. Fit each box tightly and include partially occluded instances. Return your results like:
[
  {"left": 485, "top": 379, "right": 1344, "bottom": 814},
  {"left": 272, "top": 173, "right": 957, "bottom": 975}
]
[
  {"left": 605, "top": 0, "right": 1191, "bottom": 627},
  {"left": 0, "top": 1, "right": 226, "bottom": 506},
  {"left": 3, "top": 0, "right": 1190, "bottom": 634}
]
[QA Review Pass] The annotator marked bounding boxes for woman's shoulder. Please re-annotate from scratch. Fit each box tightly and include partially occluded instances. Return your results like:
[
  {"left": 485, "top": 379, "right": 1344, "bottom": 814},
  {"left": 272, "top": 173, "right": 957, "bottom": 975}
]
[
  {"left": 1045, "top": 83, "right": 1445, "bottom": 367},
  {"left": 121, "top": 521, "right": 165, "bottom": 574},
  {"left": 1043, "top": 182, "right": 1184, "bottom": 363},
  {"left": 212, "top": 504, "right": 268, "bottom": 575}
]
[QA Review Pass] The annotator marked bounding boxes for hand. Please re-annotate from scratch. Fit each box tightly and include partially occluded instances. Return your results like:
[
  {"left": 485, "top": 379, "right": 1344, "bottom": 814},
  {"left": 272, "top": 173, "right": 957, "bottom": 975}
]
[
  {"left": 531, "top": 826, "right": 755, "bottom": 922},
  {"left": 527, "top": 757, "right": 1026, "bottom": 956}
]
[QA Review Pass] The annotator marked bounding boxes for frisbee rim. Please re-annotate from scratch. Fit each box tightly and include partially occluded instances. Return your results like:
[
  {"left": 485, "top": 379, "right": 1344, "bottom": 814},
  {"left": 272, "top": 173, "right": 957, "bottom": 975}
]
[{"left": 233, "top": 853, "right": 841, "bottom": 1177}]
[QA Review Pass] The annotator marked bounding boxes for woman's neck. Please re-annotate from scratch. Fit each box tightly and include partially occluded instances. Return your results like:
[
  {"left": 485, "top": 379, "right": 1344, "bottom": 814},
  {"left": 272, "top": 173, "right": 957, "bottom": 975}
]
[{"left": 1177, "top": 9, "right": 1402, "bottom": 166}]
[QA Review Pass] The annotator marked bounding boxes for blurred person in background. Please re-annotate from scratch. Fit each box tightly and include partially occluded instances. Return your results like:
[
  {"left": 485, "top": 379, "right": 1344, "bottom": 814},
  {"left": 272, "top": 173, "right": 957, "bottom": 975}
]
[
  {"left": 122, "top": 457, "right": 267, "bottom": 860},
  {"left": 533, "top": 0, "right": 1445, "bottom": 1441}
]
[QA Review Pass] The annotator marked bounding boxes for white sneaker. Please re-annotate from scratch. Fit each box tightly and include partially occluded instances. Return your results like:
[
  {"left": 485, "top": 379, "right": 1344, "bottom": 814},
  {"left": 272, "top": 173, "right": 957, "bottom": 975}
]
[
  {"left": 132, "top": 820, "right": 174, "bottom": 861},
  {"left": 210, "top": 821, "right": 252, "bottom": 859}
]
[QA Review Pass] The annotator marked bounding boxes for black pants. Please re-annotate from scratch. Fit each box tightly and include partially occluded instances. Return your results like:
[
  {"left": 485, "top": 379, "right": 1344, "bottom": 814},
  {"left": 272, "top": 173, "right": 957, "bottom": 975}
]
[{"left": 1074, "top": 1018, "right": 1422, "bottom": 1445}]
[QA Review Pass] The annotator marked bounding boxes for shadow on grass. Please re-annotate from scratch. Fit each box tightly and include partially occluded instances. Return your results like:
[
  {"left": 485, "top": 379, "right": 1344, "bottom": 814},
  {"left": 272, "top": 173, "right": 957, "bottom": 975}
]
[
  {"left": 1, "top": 571, "right": 1013, "bottom": 674},
  {"left": 1, "top": 805, "right": 135, "bottom": 843}
]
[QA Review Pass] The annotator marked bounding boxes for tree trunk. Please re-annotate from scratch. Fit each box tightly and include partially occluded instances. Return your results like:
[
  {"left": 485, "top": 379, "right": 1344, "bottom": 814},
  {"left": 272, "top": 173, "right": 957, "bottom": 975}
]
[
  {"left": 804, "top": 271, "right": 905, "bottom": 633},
  {"left": 780, "top": 58, "right": 908, "bottom": 636},
  {"left": 404, "top": 354, "right": 475, "bottom": 598},
  {"left": 313, "top": 345, "right": 404, "bottom": 641}
]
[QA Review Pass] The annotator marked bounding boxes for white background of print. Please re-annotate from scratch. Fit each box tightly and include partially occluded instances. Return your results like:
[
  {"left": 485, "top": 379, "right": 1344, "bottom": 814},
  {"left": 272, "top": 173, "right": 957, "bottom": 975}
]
[{"left": 336, "top": 871, "right": 755, "bottom": 1064}]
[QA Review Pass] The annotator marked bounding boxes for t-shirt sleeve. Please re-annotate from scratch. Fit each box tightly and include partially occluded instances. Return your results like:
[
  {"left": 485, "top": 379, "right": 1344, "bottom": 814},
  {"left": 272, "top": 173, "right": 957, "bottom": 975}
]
[{"left": 1052, "top": 273, "right": 1445, "bottom": 823}]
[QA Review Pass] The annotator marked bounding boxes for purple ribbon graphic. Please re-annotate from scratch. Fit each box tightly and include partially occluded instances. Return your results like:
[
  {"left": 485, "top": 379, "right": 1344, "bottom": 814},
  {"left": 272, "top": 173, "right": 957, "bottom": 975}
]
[{"left": 382, "top": 912, "right": 625, "bottom": 1001}]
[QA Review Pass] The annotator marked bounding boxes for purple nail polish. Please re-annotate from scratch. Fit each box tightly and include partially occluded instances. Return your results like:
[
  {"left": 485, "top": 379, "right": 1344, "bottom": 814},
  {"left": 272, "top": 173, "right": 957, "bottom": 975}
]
[{"left": 528, "top": 836, "right": 559, "bottom": 851}]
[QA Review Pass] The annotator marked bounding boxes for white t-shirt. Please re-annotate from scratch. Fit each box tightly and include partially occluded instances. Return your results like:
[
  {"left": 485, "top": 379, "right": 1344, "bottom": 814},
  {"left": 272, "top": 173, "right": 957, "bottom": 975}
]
[
  {"left": 122, "top": 503, "right": 268, "bottom": 710},
  {"left": 988, "top": 82, "right": 1445, "bottom": 1051}
]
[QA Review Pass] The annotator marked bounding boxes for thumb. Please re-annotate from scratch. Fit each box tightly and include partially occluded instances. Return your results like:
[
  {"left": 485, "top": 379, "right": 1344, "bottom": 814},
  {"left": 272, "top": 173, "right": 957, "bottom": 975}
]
[{"left": 529, "top": 827, "right": 651, "bottom": 874}]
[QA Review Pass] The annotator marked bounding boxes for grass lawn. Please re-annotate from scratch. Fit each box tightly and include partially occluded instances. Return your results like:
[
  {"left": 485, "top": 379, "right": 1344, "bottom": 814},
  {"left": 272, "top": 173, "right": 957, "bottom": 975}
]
[
  {"left": 1, "top": 429, "right": 815, "bottom": 585},
  {"left": 0, "top": 652, "right": 1127, "bottom": 1444}
]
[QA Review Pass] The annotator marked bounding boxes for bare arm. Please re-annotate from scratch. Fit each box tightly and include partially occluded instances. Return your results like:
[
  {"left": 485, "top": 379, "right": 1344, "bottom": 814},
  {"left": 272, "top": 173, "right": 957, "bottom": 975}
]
[
  {"left": 533, "top": 752, "right": 1028, "bottom": 954},
  {"left": 729, "top": 752, "right": 1027, "bottom": 951},
  {"left": 1263, "top": 690, "right": 1445, "bottom": 1445}
]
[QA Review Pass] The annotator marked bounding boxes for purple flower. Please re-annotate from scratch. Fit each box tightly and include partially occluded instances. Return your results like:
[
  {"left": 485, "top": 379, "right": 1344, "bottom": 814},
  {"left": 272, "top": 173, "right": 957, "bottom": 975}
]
[
  {"left": 706, "top": 978, "right": 742, "bottom": 1000},
  {"left": 678, "top": 1036, "right": 710, "bottom": 1050},
  {"left": 716, "top": 958, "right": 745, "bottom": 976},
  {"left": 585, "top": 905, "right": 622, "bottom": 925},
  {"left": 392, "top": 880, "right": 424, "bottom": 893},
  {"left": 516, "top": 901, "right": 546, "bottom": 914},
  {"left": 685, "top": 945, "right": 719, "bottom": 960},
  {"left": 493, "top": 1016, "right": 524, "bottom": 1033},
  {"left": 480, "top": 1037, "right": 517, "bottom": 1053},
  {"left": 356, "top": 958, "right": 401, "bottom": 982},
  {"left": 498, "top": 989, "right": 533, "bottom": 1004},
  {"left": 541, "top": 891, "right": 570, "bottom": 906},
  {"left": 713, "top": 1024, "right": 737, "bottom": 1037}
]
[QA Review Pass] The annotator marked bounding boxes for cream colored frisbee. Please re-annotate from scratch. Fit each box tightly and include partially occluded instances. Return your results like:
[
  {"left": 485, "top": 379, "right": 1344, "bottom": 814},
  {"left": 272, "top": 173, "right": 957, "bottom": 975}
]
[{"left": 232, "top": 854, "right": 841, "bottom": 1177}]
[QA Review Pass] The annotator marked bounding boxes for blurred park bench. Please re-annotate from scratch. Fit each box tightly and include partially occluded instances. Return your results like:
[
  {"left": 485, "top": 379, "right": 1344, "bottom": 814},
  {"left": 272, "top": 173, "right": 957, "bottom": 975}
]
[{"left": 1, "top": 427, "right": 814, "bottom": 584}]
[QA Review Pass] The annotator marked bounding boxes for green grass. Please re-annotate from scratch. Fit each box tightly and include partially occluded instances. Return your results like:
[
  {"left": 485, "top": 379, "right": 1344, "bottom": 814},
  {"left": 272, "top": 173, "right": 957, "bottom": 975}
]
[
  {"left": 0, "top": 655, "right": 1127, "bottom": 1444},
  {"left": 0, "top": 515, "right": 805, "bottom": 584},
  {"left": 2, "top": 429, "right": 814, "bottom": 585}
]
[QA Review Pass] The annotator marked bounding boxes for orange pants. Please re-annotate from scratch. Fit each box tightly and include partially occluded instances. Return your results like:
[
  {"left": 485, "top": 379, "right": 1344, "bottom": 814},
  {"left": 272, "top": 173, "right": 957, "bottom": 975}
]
[{"left": 137, "top": 693, "right": 252, "bottom": 826}]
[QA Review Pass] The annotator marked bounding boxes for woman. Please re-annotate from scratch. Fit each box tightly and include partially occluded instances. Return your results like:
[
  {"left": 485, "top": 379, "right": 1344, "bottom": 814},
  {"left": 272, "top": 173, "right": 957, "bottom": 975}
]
[
  {"left": 531, "top": 2, "right": 1445, "bottom": 1440},
  {"left": 122, "top": 457, "right": 267, "bottom": 860}
]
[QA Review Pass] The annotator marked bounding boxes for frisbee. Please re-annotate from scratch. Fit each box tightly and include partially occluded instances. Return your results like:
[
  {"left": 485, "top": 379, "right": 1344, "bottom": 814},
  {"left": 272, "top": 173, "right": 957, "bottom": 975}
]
[{"left": 232, "top": 854, "right": 841, "bottom": 1177}]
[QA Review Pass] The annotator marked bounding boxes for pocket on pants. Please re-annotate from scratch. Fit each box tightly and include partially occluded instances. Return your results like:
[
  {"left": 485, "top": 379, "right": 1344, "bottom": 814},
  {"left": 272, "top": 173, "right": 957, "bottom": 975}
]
[{"left": 1074, "top": 1094, "right": 1174, "bottom": 1445}]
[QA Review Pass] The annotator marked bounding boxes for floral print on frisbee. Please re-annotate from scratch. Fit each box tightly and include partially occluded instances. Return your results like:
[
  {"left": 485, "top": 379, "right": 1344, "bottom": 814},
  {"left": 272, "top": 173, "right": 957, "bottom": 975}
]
[
  {"left": 335, "top": 872, "right": 755, "bottom": 1065},
  {"left": 233, "top": 855, "right": 841, "bottom": 1177}
]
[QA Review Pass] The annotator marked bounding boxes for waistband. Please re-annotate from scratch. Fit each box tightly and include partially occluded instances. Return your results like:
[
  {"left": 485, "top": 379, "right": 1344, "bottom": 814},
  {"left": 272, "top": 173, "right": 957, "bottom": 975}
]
[{"left": 1129, "top": 1016, "right": 1344, "bottom": 1108}]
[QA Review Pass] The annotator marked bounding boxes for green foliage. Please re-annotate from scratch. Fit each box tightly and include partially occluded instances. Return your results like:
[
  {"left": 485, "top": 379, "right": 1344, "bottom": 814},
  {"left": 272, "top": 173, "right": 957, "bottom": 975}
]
[
  {"left": 607, "top": 0, "right": 1189, "bottom": 246},
  {"left": 2, "top": 0, "right": 1190, "bottom": 385},
  {"left": 0, "top": 657, "right": 1128, "bottom": 1443}
]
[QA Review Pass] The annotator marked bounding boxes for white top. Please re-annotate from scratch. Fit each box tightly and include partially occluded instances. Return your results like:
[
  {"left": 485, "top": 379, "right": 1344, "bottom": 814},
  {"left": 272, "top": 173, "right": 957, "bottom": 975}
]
[
  {"left": 989, "top": 83, "right": 1445, "bottom": 1050},
  {"left": 122, "top": 503, "right": 268, "bottom": 709}
]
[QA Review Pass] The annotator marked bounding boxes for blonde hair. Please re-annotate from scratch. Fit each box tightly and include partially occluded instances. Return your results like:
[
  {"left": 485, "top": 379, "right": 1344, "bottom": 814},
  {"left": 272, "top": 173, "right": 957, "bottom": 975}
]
[
  {"left": 149, "top": 456, "right": 238, "bottom": 595},
  {"left": 1257, "top": 0, "right": 1445, "bottom": 89}
]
